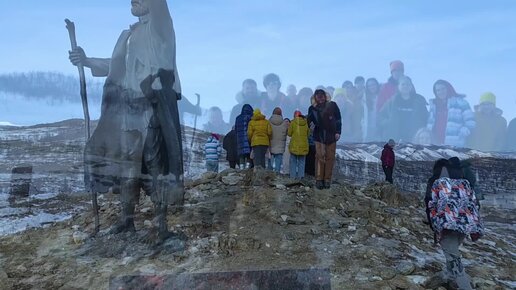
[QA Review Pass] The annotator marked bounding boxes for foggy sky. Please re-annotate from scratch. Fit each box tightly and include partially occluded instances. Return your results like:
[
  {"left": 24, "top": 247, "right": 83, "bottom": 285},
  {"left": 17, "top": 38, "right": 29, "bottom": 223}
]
[{"left": 1, "top": 0, "right": 515, "bottom": 121}]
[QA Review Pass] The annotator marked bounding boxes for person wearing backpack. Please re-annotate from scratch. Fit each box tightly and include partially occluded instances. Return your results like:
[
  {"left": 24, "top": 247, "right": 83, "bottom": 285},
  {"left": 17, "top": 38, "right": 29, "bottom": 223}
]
[{"left": 426, "top": 157, "right": 483, "bottom": 290}]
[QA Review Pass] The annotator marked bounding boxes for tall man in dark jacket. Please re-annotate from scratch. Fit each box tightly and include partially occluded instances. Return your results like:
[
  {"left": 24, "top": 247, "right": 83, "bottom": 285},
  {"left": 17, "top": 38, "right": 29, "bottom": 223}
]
[
  {"left": 380, "top": 139, "right": 396, "bottom": 184},
  {"left": 307, "top": 89, "right": 342, "bottom": 189}
]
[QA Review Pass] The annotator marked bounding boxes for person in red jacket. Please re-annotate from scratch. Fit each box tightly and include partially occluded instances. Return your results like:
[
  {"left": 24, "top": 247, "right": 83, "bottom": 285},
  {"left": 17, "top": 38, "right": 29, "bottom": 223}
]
[
  {"left": 377, "top": 60, "right": 405, "bottom": 112},
  {"left": 381, "top": 139, "right": 396, "bottom": 184}
]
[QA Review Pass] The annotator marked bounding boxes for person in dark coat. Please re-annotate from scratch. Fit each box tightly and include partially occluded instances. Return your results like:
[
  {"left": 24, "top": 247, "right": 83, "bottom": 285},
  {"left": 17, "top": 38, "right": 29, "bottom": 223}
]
[
  {"left": 235, "top": 104, "right": 254, "bottom": 168},
  {"left": 307, "top": 89, "right": 342, "bottom": 189},
  {"left": 230, "top": 79, "right": 261, "bottom": 124},
  {"left": 223, "top": 126, "right": 239, "bottom": 169},
  {"left": 380, "top": 139, "right": 396, "bottom": 184},
  {"left": 378, "top": 76, "right": 428, "bottom": 142}
]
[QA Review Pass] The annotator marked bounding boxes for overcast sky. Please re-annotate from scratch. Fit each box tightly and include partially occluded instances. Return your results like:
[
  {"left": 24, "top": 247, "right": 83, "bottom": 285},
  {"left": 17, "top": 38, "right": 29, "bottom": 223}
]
[{"left": 1, "top": 0, "right": 515, "bottom": 121}]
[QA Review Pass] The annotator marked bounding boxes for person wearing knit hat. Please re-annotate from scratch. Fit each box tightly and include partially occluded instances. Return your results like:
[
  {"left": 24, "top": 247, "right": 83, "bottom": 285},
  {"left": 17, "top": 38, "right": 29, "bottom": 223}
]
[
  {"left": 377, "top": 60, "right": 406, "bottom": 112},
  {"left": 247, "top": 108, "right": 273, "bottom": 168},
  {"left": 479, "top": 92, "right": 496, "bottom": 106},
  {"left": 390, "top": 60, "right": 404, "bottom": 73},
  {"left": 268, "top": 107, "right": 288, "bottom": 173},
  {"left": 467, "top": 92, "right": 507, "bottom": 152}
]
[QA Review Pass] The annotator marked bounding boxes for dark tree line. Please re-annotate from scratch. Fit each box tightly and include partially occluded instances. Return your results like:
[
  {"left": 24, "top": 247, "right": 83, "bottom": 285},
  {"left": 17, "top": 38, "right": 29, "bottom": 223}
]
[{"left": 0, "top": 71, "right": 103, "bottom": 103}]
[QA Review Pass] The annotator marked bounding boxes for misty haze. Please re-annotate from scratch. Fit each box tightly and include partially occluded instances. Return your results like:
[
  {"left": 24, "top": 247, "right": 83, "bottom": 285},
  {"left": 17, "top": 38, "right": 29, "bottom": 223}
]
[{"left": 0, "top": 1, "right": 515, "bottom": 290}]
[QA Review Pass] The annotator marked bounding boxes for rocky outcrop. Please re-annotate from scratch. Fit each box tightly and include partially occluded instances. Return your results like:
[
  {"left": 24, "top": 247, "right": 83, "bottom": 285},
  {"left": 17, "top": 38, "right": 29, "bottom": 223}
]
[{"left": 0, "top": 169, "right": 513, "bottom": 289}]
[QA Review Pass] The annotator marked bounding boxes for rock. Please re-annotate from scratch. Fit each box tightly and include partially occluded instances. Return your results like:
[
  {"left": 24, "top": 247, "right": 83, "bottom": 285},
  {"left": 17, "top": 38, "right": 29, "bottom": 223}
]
[
  {"left": 396, "top": 261, "right": 415, "bottom": 275},
  {"left": 218, "top": 168, "right": 237, "bottom": 177},
  {"left": 287, "top": 215, "right": 306, "bottom": 225},
  {"left": 347, "top": 225, "right": 357, "bottom": 231},
  {"left": 143, "top": 220, "right": 153, "bottom": 228},
  {"left": 222, "top": 175, "right": 242, "bottom": 186},
  {"left": 341, "top": 238, "right": 351, "bottom": 246},
  {"left": 368, "top": 276, "right": 382, "bottom": 282},
  {"left": 16, "top": 264, "right": 27, "bottom": 273},
  {"left": 328, "top": 219, "right": 343, "bottom": 229},
  {"left": 350, "top": 230, "right": 369, "bottom": 243},
  {"left": 0, "top": 268, "right": 7, "bottom": 279},
  {"left": 406, "top": 275, "right": 427, "bottom": 285},
  {"left": 72, "top": 231, "right": 89, "bottom": 245},
  {"left": 201, "top": 171, "right": 218, "bottom": 180},
  {"left": 379, "top": 267, "right": 396, "bottom": 280},
  {"left": 71, "top": 225, "right": 80, "bottom": 231},
  {"left": 140, "top": 207, "right": 152, "bottom": 213},
  {"left": 275, "top": 184, "right": 287, "bottom": 190},
  {"left": 473, "top": 277, "right": 497, "bottom": 287}
]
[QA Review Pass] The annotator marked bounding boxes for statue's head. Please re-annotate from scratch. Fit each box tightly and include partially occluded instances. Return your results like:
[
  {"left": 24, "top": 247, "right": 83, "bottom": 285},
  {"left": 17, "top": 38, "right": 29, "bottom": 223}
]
[{"left": 131, "top": 0, "right": 150, "bottom": 17}]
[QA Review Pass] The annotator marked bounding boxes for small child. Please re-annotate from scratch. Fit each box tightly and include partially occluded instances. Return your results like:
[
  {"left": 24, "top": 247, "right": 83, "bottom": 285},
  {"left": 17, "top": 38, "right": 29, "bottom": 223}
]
[{"left": 205, "top": 133, "right": 222, "bottom": 172}]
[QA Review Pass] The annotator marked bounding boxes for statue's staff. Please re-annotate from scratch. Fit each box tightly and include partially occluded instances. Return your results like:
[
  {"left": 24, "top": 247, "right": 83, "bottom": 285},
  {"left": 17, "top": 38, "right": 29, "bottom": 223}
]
[
  {"left": 65, "top": 19, "right": 91, "bottom": 139},
  {"left": 190, "top": 93, "right": 201, "bottom": 148},
  {"left": 65, "top": 19, "right": 99, "bottom": 234}
]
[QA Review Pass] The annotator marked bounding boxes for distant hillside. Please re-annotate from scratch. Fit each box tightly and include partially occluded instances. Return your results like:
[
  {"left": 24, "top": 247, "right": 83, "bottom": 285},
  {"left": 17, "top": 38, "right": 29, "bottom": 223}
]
[{"left": 0, "top": 71, "right": 103, "bottom": 103}]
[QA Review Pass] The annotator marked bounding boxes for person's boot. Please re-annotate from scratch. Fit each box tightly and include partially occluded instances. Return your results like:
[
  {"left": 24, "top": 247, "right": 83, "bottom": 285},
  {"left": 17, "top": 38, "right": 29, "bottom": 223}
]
[
  {"left": 315, "top": 180, "right": 324, "bottom": 190},
  {"left": 156, "top": 204, "right": 174, "bottom": 241},
  {"left": 109, "top": 202, "right": 136, "bottom": 234},
  {"left": 324, "top": 180, "right": 331, "bottom": 189}
]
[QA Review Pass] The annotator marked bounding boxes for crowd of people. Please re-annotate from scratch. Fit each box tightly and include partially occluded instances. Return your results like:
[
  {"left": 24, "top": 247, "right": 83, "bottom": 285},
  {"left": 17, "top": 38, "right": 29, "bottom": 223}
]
[
  {"left": 201, "top": 60, "right": 516, "bottom": 155},
  {"left": 199, "top": 60, "right": 492, "bottom": 289},
  {"left": 205, "top": 88, "right": 341, "bottom": 190}
]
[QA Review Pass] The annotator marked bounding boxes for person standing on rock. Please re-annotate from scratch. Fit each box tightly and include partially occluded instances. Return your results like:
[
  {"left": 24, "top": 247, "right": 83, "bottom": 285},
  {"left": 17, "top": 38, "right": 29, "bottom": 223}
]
[
  {"left": 235, "top": 104, "right": 254, "bottom": 169},
  {"left": 204, "top": 133, "right": 222, "bottom": 172},
  {"left": 288, "top": 111, "right": 310, "bottom": 179},
  {"left": 380, "top": 139, "right": 396, "bottom": 184},
  {"left": 268, "top": 107, "right": 288, "bottom": 173},
  {"left": 307, "top": 89, "right": 342, "bottom": 189},
  {"left": 223, "top": 126, "right": 239, "bottom": 169},
  {"left": 247, "top": 108, "right": 272, "bottom": 169},
  {"left": 68, "top": 0, "right": 184, "bottom": 240},
  {"left": 427, "top": 158, "right": 483, "bottom": 290}
]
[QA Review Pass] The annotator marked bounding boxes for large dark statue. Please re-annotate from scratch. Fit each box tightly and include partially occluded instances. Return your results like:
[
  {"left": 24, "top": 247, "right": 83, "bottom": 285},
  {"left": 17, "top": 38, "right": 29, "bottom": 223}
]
[{"left": 69, "top": 0, "right": 184, "bottom": 240}]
